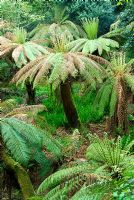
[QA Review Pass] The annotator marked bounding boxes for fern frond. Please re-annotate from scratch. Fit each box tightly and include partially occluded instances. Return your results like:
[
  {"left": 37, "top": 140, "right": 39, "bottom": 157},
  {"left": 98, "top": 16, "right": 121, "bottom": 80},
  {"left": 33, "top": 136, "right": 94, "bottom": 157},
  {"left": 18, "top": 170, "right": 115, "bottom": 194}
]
[
  {"left": 109, "top": 80, "right": 118, "bottom": 117},
  {"left": 0, "top": 117, "right": 61, "bottom": 166},
  {"left": 11, "top": 56, "right": 44, "bottom": 84},
  {"left": 44, "top": 178, "right": 83, "bottom": 200},
  {"left": 86, "top": 134, "right": 124, "bottom": 167},
  {"left": 94, "top": 80, "right": 113, "bottom": 116},
  {"left": 0, "top": 99, "right": 18, "bottom": 114},
  {"left": 12, "top": 51, "right": 104, "bottom": 90},
  {"left": 82, "top": 18, "right": 99, "bottom": 40},
  {"left": 6, "top": 104, "right": 47, "bottom": 117},
  {"left": 88, "top": 54, "right": 111, "bottom": 66},
  {"left": 71, "top": 180, "right": 113, "bottom": 200},
  {"left": 0, "top": 118, "right": 30, "bottom": 165},
  {"left": 124, "top": 74, "right": 134, "bottom": 94},
  {"left": 37, "top": 164, "right": 91, "bottom": 194}
]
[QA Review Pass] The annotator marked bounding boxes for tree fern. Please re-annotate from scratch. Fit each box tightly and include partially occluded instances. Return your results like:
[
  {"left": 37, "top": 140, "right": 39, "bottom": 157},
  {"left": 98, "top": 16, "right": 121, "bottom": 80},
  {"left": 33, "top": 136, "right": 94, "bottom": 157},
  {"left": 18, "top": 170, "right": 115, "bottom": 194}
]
[
  {"left": 68, "top": 18, "right": 119, "bottom": 55},
  {"left": 0, "top": 28, "right": 48, "bottom": 68},
  {"left": 94, "top": 52, "right": 134, "bottom": 132},
  {"left": 30, "top": 5, "right": 80, "bottom": 43},
  {"left": 12, "top": 34, "right": 105, "bottom": 90}
]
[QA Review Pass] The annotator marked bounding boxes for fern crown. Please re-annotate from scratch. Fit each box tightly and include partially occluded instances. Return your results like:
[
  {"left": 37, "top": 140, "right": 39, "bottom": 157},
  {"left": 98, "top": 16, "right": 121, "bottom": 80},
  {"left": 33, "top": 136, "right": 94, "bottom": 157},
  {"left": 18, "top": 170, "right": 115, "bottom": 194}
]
[
  {"left": 68, "top": 18, "right": 119, "bottom": 55},
  {"left": 12, "top": 27, "right": 27, "bottom": 44},
  {"left": 82, "top": 18, "right": 99, "bottom": 40},
  {"left": 12, "top": 37, "right": 106, "bottom": 90},
  {"left": 0, "top": 27, "right": 48, "bottom": 68}
]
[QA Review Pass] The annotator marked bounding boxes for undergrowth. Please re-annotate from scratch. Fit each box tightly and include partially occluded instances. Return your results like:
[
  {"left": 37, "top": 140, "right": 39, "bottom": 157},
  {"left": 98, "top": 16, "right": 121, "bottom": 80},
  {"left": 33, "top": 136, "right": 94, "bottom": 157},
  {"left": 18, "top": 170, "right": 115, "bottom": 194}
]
[{"left": 35, "top": 84, "right": 103, "bottom": 131}]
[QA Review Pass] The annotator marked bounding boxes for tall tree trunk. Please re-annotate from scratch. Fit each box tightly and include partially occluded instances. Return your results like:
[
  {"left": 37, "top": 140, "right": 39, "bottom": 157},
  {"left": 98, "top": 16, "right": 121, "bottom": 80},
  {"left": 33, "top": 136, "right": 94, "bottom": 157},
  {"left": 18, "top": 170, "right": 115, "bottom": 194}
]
[
  {"left": 107, "top": 78, "right": 128, "bottom": 134},
  {"left": 26, "top": 80, "right": 36, "bottom": 105},
  {"left": 1, "top": 149, "right": 35, "bottom": 200},
  {"left": 60, "top": 82, "right": 80, "bottom": 128}
]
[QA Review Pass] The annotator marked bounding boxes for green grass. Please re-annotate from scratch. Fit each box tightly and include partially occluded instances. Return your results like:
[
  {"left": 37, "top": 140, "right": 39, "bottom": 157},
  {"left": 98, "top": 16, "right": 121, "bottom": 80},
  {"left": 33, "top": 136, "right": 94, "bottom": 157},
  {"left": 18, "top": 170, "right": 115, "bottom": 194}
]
[
  {"left": 35, "top": 84, "right": 103, "bottom": 131},
  {"left": 73, "top": 84, "right": 102, "bottom": 123}
]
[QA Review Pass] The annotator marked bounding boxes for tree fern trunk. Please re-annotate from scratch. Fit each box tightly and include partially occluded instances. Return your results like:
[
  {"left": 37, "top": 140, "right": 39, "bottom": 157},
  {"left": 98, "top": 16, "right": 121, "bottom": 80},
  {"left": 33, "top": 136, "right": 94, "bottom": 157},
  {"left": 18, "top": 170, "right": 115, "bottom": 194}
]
[
  {"left": 60, "top": 82, "right": 80, "bottom": 128},
  {"left": 26, "top": 80, "right": 36, "bottom": 105},
  {"left": 1, "top": 150, "right": 34, "bottom": 200},
  {"left": 108, "top": 78, "right": 128, "bottom": 134}
]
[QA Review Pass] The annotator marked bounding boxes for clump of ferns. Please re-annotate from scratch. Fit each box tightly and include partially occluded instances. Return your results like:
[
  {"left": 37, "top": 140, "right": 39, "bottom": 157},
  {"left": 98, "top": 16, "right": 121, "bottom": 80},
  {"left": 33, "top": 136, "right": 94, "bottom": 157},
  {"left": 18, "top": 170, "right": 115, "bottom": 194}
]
[
  {"left": 34, "top": 133, "right": 134, "bottom": 200},
  {"left": 0, "top": 117, "right": 62, "bottom": 172},
  {"left": 87, "top": 133, "right": 134, "bottom": 179}
]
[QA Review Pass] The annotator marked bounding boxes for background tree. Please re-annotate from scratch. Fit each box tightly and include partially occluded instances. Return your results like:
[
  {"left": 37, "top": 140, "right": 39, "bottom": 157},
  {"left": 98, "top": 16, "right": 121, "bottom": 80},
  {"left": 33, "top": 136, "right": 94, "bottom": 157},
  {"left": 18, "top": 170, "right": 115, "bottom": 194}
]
[
  {"left": 0, "top": 27, "right": 47, "bottom": 104},
  {"left": 29, "top": 4, "right": 80, "bottom": 45}
]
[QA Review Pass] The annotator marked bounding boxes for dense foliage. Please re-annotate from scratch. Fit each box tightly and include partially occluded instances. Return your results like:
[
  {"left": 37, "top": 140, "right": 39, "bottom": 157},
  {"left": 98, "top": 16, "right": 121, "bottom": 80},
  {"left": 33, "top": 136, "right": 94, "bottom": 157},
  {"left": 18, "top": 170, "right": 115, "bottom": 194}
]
[{"left": 0, "top": 0, "right": 133, "bottom": 199}]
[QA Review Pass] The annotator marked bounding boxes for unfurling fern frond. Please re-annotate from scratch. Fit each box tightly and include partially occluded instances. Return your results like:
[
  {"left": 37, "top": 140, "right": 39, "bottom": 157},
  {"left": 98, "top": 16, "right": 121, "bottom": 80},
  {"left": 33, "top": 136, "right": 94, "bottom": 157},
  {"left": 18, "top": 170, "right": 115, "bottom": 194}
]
[{"left": 82, "top": 18, "right": 99, "bottom": 40}]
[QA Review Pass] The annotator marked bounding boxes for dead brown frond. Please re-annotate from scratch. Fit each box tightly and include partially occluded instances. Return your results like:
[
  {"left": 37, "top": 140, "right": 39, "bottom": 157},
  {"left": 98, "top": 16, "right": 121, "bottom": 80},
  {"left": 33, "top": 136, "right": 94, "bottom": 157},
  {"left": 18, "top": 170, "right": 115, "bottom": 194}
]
[
  {"left": 5, "top": 104, "right": 47, "bottom": 117},
  {"left": 11, "top": 56, "right": 44, "bottom": 84},
  {"left": 88, "top": 54, "right": 111, "bottom": 66}
]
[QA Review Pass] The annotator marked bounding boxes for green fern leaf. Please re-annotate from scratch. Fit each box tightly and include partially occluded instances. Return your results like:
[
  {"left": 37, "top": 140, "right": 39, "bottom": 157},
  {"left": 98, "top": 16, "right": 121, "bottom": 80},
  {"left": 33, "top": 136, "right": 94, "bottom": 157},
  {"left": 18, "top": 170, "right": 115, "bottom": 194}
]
[{"left": 1, "top": 118, "right": 30, "bottom": 165}]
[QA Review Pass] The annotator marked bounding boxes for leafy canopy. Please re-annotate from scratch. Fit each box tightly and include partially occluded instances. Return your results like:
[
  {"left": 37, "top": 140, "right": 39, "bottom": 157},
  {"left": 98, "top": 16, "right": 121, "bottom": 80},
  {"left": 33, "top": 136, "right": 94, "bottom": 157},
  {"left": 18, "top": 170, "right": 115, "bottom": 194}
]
[{"left": 12, "top": 33, "right": 105, "bottom": 90}]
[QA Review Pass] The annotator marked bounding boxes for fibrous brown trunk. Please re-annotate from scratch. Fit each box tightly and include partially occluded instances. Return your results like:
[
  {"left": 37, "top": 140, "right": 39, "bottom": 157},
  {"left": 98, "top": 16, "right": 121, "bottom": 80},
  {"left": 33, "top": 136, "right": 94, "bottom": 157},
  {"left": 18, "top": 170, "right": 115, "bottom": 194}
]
[
  {"left": 60, "top": 82, "right": 80, "bottom": 128},
  {"left": 1, "top": 149, "right": 34, "bottom": 200},
  {"left": 26, "top": 80, "right": 36, "bottom": 105},
  {"left": 107, "top": 78, "right": 128, "bottom": 134}
]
